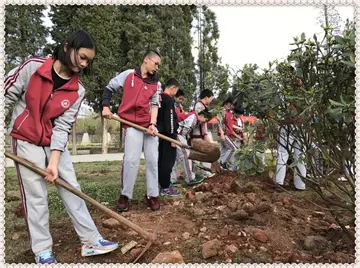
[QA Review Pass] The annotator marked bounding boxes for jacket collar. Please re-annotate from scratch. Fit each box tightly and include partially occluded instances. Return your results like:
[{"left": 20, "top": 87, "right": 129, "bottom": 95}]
[
  {"left": 134, "top": 67, "right": 160, "bottom": 84},
  {"left": 36, "top": 58, "right": 79, "bottom": 91}
]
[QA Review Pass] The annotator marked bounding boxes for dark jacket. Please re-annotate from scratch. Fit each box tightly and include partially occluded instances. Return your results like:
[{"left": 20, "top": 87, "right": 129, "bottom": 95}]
[{"left": 157, "top": 92, "right": 178, "bottom": 139}]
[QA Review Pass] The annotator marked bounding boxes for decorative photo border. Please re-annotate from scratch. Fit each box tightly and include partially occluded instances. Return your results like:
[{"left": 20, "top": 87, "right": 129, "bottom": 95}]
[{"left": 0, "top": 0, "right": 358, "bottom": 267}]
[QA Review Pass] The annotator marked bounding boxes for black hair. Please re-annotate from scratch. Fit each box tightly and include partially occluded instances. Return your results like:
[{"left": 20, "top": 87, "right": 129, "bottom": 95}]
[
  {"left": 199, "top": 89, "right": 214, "bottom": 99},
  {"left": 221, "top": 96, "right": 233, "bottom": 107},
  {"left": 233, "top": 106, "right": 245, "bottom": 115},
  {"left": 165, "top": 78, "right": 180, "bottom": 89},
  {"left": 198, "top": 107, "right": 213, "bottom": 120},
  {"left": 52, "top": 29, "right": 96, "bottom": 75},
  {"left": 144, "top": 48, "right": 161, "bottom": 59},
  {"left": 175, "top": 89, "right": 185, "bottom": 97}
]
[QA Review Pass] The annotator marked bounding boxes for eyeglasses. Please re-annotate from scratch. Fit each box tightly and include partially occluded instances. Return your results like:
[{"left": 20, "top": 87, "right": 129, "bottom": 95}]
[{"left": 148, "top": 57, "right": 161, "bottom": 68}]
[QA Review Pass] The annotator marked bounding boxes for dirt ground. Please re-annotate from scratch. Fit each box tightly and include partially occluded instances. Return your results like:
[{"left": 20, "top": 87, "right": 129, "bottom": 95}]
[{"left": 7, "top": 170, "right": 355, "bottom": 264}]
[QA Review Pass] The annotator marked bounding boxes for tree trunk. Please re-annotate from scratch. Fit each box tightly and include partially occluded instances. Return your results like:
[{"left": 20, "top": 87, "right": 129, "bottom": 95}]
[
  {"left": 72, "top": 122, "right": 77, "bottom": 155},
  {"left": 102, "top": 116, "right": 108, "bottom": 154}
]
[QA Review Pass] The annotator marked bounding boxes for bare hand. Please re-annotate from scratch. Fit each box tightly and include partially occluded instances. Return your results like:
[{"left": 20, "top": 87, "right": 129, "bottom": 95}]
[
  {"left": 102, "top": 106, "right": 112, "bottom": 119},
  {"left": 220, "top": 134, "right": 226, "bottom": 141},
  {"left": 147, "top": 124, "right": 157, "bottom": 136},
  {"left": 45, "top": 164, "right": 58, "bottom": 184}
]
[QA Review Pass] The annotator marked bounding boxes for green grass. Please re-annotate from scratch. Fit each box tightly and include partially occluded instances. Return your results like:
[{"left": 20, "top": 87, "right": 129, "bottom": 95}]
[{"left": 4, "top": 160, "right": 147, "bottom": 262}]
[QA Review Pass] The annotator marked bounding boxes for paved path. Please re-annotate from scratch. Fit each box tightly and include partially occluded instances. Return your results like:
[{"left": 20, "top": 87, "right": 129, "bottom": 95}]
[{"left": 5, "top": 153, "right": 145, "bottom": 168}]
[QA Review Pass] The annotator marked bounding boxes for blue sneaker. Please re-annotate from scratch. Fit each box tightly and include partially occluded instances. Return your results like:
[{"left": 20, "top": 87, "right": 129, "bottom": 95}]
[
  {"left": 35, "top": 251, "right": 57, "bottom": 264},
  {"left": 81, "top": 239, "right": 118, "bottom": 257},
  {"left": 160, "top": 187, "right": 181, "bottom": 197}
]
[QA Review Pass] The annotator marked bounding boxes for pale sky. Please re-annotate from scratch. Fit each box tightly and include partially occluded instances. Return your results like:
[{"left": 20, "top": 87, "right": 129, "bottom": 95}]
[{"left": 208, "top": 5, "right": 355, "bottom": 71}]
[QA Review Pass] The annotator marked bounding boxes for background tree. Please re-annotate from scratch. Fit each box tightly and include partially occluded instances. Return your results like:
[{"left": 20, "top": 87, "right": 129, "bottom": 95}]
[{"left": 5, "top": 5, "right": 48, "bottom": 73}]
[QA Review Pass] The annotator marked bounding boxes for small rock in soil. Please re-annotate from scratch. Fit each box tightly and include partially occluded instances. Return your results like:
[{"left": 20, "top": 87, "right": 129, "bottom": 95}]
[
  {"left": 163, "top": 242, "right": 171, "bottom": 246},
  {"left": 186, "top": 191, "right": 195, "bottom": 200},
  {"left": 182, "top": 232, "right": 190, "bottom": 240},
  {"left": 225, "top": 244, "right": 238, "bottom": 254},
  {"left": 253, "top": 230, "right": 268, "bottom": 243},
  {"left": 121, "top": 241, "right": 138, "bottom": 254},
  {"left": 102, "top": 218, "right": 121, "bottom": 229},
  {"left": 281, "top": 195, "right": 292, "bottom": 205},
  {"left": 241, "top": 202, "right": 255, "bottom": 215},
  {"left": 200, "top": 227, "right": 207, "bottom": 233},
  {"left": 227, "top": 202, "right": 238, "bottom": 212},
  {"left": 245, "top": 193, "right": 257, "bottom": 203},
  {"left": 254, "top": 202, "right": 271, "bottom": 214},
  {"left": 192, "top": 208, "right": 206, "bottom": 216},
  {"left": 219, "top": 228, "right": 229, "bottom": 237},
  {"left": 303, "top": 236, "right": 330, "bottom": 253},
  {"left": 130, "top": 248, "right": 143, "bottom": 256},
  {"left": 151, "top": 250, "right": 184, "bottom": 264},
  {"left": 202, "top": 239, "right": 221, "bottom": 259},
  {"left": 195, "top": 192, "right": 213, "bottom": 202},
  {"left": 216, "top": 205, "right": 227, "bottom": 211},
  {"left": 178, "top": 202, "right": 185, "bottom": 210},
  {"left": 259, "top": 246, "right": 268, "bottom": 252},
  {"left": 211, "top": 187, "right": 221, "bottom": 194},
  {"left": 231, "top": 210, "right": 250, "bottom": 221}
]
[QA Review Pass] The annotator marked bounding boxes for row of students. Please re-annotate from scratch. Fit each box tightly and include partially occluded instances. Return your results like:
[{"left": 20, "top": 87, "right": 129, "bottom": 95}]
[
  {"left": 160, "top": 88, "right": 214, "bottom": 196},
  {"left": 216, "top": 97, "right": 245, "bottom": 171}
]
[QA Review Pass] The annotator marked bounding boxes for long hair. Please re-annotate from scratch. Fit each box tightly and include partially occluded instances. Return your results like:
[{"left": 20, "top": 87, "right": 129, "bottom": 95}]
[{"left": 52, "top": 30, "right": 97, "bottom": 75}]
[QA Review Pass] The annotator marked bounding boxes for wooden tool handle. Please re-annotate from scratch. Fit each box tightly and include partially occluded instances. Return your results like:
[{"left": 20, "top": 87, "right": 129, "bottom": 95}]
[
  {"left": 5, "top": 152, "right": 155, "bottom": 242},
  {"left": 110, "top": 114, "right": 190, "bottom": 149}
]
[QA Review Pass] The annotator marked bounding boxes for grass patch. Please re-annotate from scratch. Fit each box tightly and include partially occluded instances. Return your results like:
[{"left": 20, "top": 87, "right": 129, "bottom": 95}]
[{"left": 4, "top": 160, "right": 147, "bottom": 262}]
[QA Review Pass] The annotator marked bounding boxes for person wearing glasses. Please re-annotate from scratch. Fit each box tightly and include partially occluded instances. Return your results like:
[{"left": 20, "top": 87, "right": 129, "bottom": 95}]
[{"left": 102, "top": 49, "right": 162, "bottom": 212}]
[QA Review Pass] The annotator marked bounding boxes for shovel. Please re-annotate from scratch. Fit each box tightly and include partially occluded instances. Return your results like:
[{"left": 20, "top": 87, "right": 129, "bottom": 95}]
[
  {"left": 110, "top": 114, "right": 220, "bottom": 163},
  {"left": 5, "top": 152, "right": 158, "bottom": 255}
]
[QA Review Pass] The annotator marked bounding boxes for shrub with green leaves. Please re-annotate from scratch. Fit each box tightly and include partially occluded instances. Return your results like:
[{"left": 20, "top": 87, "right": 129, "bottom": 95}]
[{"left": 232, "top": 24, "right": 355, "bottom": 241}]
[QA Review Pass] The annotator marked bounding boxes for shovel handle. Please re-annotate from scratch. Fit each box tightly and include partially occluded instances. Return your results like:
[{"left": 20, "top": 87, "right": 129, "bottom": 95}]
[
  {"left": 5, "top": 152, "right": 155, "bottom": 242},
  {"left": 110, "top": 114, "right": 190, "bottom": 149}
]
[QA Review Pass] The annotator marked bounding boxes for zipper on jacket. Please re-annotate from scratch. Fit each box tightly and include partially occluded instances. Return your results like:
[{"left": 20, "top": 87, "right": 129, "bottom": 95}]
[
  {"left": 38, "top": 89, "right": 55, "bottom": 145},
  {"left": 133, "top": 80, "right": 145, "bottom": 125}
]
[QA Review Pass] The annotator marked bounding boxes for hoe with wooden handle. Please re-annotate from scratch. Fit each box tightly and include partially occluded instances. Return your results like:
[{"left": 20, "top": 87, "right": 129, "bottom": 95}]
[
  {"left": 110, "top": 114, "right": 220, "bottom": 163},
  {"left": 5, "top": 152, "right": 158, "bottom": 256}
]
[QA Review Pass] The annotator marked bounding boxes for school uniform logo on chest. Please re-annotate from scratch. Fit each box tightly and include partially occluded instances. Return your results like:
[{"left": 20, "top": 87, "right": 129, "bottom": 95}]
[{"left": 61, "top": 99, "right": 70, "bottom": 108}]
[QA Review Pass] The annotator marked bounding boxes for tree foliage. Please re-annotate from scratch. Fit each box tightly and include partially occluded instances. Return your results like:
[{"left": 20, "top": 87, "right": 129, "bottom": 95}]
[{"left": 5, "top": 5, "right": 48, "bottom": 73}]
